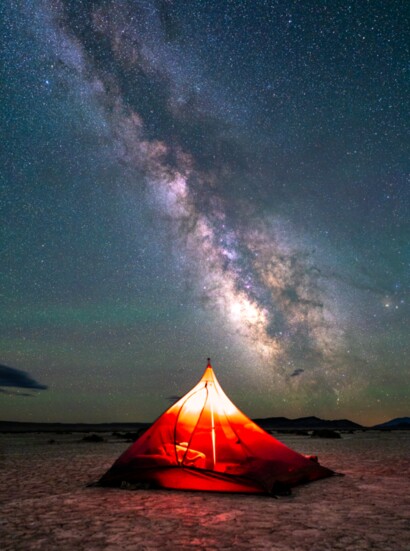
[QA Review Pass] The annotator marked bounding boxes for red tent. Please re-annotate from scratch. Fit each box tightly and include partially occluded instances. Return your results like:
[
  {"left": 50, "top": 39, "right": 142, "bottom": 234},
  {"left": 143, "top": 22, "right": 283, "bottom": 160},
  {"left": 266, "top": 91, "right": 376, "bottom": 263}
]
[{"left": 99, "top": 360, "right": 334, "bottom": 494}]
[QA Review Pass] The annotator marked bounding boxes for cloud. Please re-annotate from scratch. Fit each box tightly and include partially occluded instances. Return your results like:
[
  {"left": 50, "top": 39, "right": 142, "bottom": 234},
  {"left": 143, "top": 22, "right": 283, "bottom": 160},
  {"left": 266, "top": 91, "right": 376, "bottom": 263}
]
[
  {"left": 290, "top": 369, "right": 304, "bottom": 377},
  {"left": 0, "top": 364, "right": 48, "bottom": 390}
]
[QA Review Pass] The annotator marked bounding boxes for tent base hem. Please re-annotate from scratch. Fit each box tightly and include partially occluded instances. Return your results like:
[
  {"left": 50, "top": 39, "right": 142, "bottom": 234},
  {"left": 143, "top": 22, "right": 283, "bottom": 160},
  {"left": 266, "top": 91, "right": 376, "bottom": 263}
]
[
  {"left": 97, "top": 464, "right": 334, "bottom": 495},
  {"left": 99, "top": 465, "right": 266, "bottom": 493}
]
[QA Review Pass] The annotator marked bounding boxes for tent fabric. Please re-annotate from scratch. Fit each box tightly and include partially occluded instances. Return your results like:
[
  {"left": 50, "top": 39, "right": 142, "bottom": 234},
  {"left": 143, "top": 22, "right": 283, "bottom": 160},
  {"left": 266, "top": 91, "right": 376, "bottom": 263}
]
[{"left": 99, "top": 361, "right": 334, "bottom": 494}]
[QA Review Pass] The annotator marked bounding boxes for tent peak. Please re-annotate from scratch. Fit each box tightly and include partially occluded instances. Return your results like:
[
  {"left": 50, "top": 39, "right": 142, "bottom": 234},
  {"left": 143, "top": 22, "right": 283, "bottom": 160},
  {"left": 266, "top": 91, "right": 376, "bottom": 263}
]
[{"left": 201, "top": 358, "right": 216, "bottom": 382}]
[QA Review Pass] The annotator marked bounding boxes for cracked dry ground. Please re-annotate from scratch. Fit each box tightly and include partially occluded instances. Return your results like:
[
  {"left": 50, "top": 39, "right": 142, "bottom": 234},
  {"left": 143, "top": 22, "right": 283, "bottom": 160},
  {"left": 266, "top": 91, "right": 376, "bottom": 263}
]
[{"left": 1, "top": 431, "right": 409, "bottom": 550}]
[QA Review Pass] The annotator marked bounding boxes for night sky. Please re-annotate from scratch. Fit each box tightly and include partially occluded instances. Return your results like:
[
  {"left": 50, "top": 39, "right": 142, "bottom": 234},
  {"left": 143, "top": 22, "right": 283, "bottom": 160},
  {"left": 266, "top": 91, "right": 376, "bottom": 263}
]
[{"left": 1, "top": 1, "right": 409, "bottom": 425}]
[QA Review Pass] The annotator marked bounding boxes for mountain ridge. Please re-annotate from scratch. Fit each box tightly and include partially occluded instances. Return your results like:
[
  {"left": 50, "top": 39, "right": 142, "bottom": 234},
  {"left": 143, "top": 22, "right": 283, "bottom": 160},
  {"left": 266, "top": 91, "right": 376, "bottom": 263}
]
[
  {"left": 1, "top": 416, "right": 408, "bottom": 433},
  {"left": 372, "top": 417, "right": 410, "bottom": 430}
]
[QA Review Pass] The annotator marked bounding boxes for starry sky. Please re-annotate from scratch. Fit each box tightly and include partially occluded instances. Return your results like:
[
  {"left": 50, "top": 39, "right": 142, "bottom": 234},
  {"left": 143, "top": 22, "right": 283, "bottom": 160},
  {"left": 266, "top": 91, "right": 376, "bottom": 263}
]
[{"left": 1, "top": 0, "right": 409, "bottom": 426}]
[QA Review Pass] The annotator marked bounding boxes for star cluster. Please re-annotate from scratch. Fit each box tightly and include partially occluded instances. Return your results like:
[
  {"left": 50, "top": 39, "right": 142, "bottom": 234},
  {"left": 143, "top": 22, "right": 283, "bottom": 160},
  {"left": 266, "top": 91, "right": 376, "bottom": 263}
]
[{"left": 0, "top": 1, "right": 408, "bottom": 425}]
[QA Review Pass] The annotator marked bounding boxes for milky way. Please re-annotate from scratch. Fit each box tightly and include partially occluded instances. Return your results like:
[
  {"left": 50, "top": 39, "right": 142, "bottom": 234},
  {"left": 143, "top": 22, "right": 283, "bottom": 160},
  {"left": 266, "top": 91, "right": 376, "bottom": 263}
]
[{"left": 1, "top": 1, "right": 408, "bottom": 424}]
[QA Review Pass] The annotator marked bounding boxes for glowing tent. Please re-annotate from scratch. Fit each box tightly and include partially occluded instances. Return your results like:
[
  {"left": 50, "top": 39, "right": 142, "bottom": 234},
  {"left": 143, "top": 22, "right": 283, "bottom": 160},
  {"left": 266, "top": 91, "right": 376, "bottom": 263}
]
[{"left": 99, "top": 360, "right": 334, "bottom": 494}]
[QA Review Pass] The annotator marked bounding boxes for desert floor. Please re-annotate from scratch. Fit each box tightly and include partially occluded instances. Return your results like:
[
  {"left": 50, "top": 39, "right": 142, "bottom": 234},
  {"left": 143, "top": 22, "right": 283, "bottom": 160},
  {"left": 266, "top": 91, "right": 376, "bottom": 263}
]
[{"left": 1, "top": 430, "right": 409, "bottom": 550}]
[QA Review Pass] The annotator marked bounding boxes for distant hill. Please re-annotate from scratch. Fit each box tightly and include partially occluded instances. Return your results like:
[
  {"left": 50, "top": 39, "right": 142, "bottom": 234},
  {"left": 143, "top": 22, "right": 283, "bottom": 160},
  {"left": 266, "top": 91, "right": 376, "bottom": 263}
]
[
  {"left": 373, "top": 417, "right": 410, "bottom": 430},
  {"left": 7, "top": 415, "right": 409, "bottom": 433},
  {"left": 0, "top": 421, "right": 150, "bottom": 433},
  {"left": 252, "top": 416, "right": 363, "bottom": 430},
  {"left": 0, "top": 416, "right": 363, "bottom": 433}
]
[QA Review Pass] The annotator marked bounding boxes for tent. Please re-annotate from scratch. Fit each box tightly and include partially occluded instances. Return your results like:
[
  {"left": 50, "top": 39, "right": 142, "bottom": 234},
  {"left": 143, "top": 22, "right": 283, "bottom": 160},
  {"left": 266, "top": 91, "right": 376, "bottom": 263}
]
[{"left": 99, "top": 360, "right": 334, "bottom": 494}]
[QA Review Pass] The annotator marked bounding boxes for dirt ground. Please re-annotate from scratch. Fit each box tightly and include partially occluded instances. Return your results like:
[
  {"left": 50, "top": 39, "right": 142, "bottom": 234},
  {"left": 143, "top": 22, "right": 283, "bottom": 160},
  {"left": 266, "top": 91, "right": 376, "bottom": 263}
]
[{"left": 1, "top": 431, "right": 409, "bottom": 550}]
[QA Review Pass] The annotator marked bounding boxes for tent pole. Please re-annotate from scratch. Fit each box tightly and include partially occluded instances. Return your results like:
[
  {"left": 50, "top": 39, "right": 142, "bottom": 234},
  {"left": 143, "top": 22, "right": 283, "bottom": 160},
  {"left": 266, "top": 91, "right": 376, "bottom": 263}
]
[{"left": 209, "top": 385, "right": 216, "bottom": 467}]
